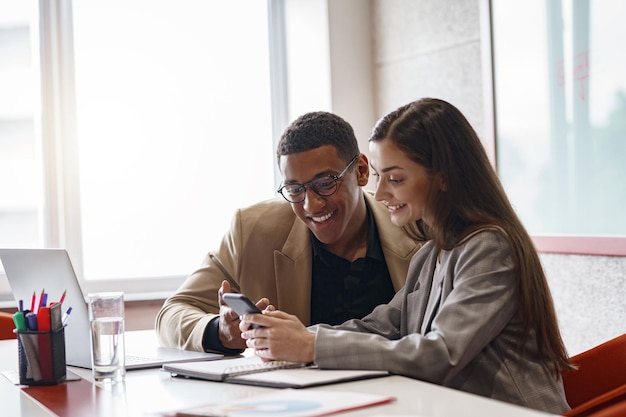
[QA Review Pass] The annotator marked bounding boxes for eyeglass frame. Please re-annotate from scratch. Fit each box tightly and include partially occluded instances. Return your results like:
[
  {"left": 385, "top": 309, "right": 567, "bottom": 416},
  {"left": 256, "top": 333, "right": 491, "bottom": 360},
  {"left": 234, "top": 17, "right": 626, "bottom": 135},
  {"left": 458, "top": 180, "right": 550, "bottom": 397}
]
[{"left": 277, "top": 154, "right": 359, "bottom": 203}]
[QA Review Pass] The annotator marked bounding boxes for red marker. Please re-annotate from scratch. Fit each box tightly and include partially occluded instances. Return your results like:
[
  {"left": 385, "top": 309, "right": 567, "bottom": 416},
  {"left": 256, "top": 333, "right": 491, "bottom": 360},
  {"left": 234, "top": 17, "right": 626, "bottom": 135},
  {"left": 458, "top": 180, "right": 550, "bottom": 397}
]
[
  {"left": 37, "top": 307, "right": 51, "bottom": 331},
  {"left": 58, "top": 290, "right": 66, "bottom": 305},
  {"left": 37, "top": 306, "right": 53, "bottom": 381}
]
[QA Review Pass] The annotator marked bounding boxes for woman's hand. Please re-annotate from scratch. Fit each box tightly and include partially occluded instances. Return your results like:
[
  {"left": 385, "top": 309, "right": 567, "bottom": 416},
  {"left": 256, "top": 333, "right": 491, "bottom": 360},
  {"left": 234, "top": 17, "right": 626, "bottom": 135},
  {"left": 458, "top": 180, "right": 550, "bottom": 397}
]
[{"left": 240, "top": 310, "right": 315, "bottom": 363}]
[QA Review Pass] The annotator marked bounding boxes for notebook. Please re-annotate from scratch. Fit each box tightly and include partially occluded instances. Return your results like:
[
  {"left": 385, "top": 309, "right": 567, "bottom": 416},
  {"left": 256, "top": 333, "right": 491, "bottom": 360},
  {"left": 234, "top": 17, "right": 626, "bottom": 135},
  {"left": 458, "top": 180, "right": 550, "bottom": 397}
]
[
  {"left": 0, "top": 248, "right": 223, "bottom": 369},
  {"left": 163, "top": 356, "right": 390, "bottom": 388}
]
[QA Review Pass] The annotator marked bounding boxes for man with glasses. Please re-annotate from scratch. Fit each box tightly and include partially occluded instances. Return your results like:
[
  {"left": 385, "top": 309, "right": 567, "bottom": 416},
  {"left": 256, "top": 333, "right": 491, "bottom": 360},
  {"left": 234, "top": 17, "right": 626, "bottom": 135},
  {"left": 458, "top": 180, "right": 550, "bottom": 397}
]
[{"left": 156, "top": 112, "right": 424, "bottom": 354}]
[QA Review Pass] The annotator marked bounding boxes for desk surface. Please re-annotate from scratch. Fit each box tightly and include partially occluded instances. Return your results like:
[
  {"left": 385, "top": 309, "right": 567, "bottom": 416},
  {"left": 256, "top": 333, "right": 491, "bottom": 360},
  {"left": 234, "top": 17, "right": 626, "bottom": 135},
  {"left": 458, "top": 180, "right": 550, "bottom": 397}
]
[{"left": 0, "top": 330, "right": 558, "bottom": 417}]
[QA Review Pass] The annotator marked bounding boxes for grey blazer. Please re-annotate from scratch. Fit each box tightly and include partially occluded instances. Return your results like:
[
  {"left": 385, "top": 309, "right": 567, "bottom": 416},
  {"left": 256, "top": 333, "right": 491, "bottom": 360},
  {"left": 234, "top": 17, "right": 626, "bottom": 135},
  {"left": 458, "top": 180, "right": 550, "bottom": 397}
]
[{"left": 312, "top": 229, "right": 570, "bottom": 414}]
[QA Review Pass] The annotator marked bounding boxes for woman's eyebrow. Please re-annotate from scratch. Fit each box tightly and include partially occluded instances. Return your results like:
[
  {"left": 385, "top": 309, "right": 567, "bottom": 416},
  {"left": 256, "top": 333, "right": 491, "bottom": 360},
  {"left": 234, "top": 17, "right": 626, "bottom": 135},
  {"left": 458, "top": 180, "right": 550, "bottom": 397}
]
[{"left": 376, "top": 165, "right": 404, "bottom": 173}]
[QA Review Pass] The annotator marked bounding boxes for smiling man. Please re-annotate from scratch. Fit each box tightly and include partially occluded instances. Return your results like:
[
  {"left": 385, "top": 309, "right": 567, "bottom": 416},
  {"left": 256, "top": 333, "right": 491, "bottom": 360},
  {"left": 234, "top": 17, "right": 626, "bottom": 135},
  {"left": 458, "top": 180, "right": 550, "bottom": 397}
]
[{"left": 155, "top": 111, "right": 424, "bottom": 354}]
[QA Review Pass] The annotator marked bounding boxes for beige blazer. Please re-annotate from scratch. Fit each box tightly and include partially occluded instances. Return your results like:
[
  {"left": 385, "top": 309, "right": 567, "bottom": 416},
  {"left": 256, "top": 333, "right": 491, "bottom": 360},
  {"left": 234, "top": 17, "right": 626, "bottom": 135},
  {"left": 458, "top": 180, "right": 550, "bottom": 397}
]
[{"left": 156, "top": 192, "right": 423, "bottom": 351}]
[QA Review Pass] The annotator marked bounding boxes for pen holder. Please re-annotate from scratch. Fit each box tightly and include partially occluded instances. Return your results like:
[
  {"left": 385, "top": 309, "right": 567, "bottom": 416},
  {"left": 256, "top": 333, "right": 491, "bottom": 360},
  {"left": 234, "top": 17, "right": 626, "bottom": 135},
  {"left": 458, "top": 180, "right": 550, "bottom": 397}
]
[{"left": 17, "top": 327, "right": 67, "bottom": 385}]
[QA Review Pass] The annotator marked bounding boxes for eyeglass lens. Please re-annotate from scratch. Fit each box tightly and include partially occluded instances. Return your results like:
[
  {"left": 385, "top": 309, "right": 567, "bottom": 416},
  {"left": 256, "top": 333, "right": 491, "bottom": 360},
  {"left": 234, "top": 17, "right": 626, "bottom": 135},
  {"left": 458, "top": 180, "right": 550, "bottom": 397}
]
[{"left": 278, "top": 155, "right": 358, "bottom": 203}]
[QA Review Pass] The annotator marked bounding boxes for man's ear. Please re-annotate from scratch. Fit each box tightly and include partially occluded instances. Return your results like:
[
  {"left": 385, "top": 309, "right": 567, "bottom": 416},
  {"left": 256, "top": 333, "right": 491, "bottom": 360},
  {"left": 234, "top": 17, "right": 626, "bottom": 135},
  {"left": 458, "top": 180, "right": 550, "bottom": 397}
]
[{"left": 355, "top": 153, "right": 369, "bottom": 186}]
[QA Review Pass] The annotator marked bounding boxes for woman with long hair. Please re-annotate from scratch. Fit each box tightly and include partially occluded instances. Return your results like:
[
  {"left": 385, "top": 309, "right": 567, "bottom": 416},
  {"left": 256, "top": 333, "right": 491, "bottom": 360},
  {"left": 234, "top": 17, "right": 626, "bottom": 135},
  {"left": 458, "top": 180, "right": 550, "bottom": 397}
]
[{"left": 239, "top": 98, "right": 573, "bottom": 414}]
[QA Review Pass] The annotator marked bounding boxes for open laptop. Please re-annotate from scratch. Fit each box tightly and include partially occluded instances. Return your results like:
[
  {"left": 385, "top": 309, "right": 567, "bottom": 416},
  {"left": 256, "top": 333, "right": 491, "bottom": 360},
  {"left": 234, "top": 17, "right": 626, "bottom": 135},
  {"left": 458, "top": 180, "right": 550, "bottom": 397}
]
[{"left": 0, "top": 248, "right": 223, "bottom": 369}]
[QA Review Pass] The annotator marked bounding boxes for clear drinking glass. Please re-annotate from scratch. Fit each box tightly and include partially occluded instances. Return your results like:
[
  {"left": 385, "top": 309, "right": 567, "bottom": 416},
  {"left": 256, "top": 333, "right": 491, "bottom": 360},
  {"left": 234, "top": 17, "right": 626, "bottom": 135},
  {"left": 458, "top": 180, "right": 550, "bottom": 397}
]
[{"left": 88, "top": 292, "right": 126, "bottom": 383}]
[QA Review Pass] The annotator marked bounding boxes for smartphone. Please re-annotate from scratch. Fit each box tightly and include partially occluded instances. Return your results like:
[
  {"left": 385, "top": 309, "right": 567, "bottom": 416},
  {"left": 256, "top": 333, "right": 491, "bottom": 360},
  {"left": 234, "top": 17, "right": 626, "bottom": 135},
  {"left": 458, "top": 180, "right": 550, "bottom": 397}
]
[{"left": 222, "top": 293, "right": 263, "bottom": 328}]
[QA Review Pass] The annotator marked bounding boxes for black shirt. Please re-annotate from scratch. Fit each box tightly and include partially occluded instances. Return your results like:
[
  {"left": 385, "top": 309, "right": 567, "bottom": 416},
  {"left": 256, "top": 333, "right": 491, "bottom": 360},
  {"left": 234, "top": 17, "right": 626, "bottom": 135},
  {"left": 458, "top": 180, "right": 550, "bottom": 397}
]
[{"left": 310, "top": 203, "right": 395, "bottom": 325}]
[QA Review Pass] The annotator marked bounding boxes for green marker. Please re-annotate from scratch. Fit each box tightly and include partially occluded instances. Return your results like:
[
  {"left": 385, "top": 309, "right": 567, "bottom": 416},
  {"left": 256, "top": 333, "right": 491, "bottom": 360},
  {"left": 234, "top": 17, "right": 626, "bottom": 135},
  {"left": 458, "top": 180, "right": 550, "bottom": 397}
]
[{"left": 12, "top": 311, "right": 27, "bottom": 332}]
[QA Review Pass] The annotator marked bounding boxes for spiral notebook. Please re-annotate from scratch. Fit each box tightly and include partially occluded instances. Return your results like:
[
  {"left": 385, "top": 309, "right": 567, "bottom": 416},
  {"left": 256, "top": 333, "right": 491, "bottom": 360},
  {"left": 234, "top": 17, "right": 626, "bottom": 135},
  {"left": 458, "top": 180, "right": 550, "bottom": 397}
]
[{"left": 162, "top": 356, "right": 389, "bottom": 388}]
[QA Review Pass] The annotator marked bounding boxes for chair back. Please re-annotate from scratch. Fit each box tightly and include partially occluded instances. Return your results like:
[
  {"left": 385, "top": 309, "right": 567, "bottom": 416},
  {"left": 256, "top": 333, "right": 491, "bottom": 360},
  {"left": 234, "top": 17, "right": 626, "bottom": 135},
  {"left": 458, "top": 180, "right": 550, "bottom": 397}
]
[
  {"left": 562, "top": 334, "right": 626, "bottom": 416},
  {"left": 587, "top": 399, "right": 626, "bottom": 417},
  {"left": 0, "top": 311, "right": 17, "bottom": 340}
]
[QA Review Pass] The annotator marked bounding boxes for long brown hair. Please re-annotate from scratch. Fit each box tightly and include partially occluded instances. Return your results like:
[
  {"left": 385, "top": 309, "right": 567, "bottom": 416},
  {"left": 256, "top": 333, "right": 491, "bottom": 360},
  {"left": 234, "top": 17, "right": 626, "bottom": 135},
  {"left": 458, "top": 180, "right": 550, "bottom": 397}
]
[{"left": 369, "top": 98, "right": 573, "bottom": 373}]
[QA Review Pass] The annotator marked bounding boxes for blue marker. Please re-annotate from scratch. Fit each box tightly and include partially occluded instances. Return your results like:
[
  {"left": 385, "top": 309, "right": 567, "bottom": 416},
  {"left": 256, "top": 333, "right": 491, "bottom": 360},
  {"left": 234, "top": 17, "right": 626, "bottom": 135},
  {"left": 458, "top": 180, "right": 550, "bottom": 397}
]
[
  {"left": 25, "top": 313, "right": 38, "bottom": 331},
  {"left": 62, "top": 306, "right": 72, "bottom": 326}
]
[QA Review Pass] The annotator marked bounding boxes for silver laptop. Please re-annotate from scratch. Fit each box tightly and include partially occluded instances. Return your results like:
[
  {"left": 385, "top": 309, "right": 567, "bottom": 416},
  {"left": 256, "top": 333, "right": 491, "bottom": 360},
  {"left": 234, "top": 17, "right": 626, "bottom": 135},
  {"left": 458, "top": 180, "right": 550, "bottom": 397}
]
[{"left": 0, "top": 248, "right": 223, "bottom": 369}]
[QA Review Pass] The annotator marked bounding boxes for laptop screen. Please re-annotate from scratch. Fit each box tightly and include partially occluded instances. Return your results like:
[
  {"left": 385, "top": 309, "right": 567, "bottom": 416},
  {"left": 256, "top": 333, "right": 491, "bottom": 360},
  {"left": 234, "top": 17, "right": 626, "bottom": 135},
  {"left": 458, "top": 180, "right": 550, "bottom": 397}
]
[
  {"left": 1, "top": 248, "right": 225, "bottom": 369},
  {"left": 0, "top": 248, "right": 93, "bottom": 367}
]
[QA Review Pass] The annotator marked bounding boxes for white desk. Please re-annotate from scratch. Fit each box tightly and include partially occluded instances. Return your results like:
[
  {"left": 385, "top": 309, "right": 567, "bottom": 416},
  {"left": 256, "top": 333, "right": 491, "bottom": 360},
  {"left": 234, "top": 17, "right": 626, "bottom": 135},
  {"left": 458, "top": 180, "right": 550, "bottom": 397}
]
[{"left": 0, "top": 331, "right": 558, "bottom": 417}]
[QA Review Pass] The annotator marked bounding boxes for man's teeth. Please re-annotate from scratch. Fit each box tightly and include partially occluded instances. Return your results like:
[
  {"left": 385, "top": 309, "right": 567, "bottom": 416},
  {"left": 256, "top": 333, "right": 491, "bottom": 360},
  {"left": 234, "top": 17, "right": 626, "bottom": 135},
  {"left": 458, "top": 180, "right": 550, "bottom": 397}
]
[{"left": 311, "top": 212, "right": 333, "bottom": 222}]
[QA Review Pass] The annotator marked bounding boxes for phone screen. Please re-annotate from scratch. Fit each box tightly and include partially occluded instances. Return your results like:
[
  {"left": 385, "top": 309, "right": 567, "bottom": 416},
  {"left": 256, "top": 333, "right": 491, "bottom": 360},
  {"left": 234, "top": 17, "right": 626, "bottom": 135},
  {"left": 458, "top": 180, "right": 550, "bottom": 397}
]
[{"left": 223, "top": 293, "right": 262, "bottom": 328}]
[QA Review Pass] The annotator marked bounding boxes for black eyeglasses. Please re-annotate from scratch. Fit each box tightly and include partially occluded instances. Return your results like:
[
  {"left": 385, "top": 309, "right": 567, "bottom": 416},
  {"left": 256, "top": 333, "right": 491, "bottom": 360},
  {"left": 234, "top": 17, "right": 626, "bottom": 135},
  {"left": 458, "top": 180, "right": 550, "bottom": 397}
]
[{"left": 277, "top": 155, "right": 359, "bottom": 203}]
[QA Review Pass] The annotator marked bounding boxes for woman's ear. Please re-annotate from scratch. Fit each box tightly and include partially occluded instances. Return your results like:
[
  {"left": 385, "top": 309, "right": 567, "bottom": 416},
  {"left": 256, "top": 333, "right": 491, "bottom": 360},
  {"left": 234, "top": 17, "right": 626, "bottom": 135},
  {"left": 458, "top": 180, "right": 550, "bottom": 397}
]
[{"left": 355, "top": 153, "right": 370, "bottom": 186}]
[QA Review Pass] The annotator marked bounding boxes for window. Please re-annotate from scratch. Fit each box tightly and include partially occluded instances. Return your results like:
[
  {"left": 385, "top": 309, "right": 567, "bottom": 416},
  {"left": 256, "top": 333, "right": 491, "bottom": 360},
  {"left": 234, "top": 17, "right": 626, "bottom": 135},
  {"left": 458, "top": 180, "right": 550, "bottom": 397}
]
[
  {"left": 1, "top": 0, "right": 279, "bottom": 301},
  {"left": 487, "top": 0, "right": 626, "bottom": 255},
  {"left": 0, "top": 2, "right": 41, "bottom": 248},
  {"left": 0, "top": 1, "right": 43, "bottom": 298}
]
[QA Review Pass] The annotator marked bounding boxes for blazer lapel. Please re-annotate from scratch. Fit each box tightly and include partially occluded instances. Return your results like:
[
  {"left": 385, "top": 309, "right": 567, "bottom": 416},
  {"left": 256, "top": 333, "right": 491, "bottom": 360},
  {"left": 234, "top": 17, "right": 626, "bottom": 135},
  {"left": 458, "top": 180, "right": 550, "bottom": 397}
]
[
  {"left": 399, "top": 245, "right": 437, "bottom": 335},
  {"left": 274, "top": 219, "right": 313, "bottom": 325},
  {"left": 403, "top": 244, "right": 442, "bottom": 334},
  {"left": 421, "top": 271, "right": 443, "bottom": 334}
]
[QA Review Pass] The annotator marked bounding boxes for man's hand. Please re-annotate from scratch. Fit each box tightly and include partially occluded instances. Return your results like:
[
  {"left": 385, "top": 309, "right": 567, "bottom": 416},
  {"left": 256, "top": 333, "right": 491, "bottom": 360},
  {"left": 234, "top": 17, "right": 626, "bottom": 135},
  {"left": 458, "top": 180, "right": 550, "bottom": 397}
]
[{"left": 217, "top": 280, "right": 271, "bottom": 349}]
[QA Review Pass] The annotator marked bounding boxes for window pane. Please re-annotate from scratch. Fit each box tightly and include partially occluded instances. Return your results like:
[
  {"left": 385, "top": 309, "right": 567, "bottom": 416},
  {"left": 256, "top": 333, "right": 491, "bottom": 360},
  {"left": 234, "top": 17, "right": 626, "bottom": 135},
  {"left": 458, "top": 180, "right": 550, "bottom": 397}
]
[
  {"left": 72, "top": 1, "right": 275, "bottom": 280},
  {"left": 0, "top": 1, "right": 43, "bottom": 252},
  {"left": 493, "top": 0, "right": 626, "bottom": 237}
]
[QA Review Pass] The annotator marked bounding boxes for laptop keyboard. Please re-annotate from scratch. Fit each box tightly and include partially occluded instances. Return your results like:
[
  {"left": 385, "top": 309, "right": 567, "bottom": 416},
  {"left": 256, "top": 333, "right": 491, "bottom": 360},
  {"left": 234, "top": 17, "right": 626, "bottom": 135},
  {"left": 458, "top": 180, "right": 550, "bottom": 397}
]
[{"left": 125, "top": 355, "right": 157, "bottom": 365}]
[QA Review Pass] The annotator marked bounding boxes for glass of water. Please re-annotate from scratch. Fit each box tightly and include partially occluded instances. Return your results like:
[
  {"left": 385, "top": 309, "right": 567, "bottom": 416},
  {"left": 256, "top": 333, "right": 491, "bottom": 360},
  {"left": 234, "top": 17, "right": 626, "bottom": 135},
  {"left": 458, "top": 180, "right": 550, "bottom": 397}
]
[{"left": 88, "top": 292, "right": 126, "bottom": 383}]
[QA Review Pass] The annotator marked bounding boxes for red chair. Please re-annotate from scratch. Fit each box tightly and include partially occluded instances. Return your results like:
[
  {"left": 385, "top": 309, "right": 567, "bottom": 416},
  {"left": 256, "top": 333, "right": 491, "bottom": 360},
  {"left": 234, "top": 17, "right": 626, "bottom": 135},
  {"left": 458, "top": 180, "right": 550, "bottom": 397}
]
[
  {"left": 0, "top": 311, "right": 17, "bottom": 340},
  {"left": 587, "top": 399, "right": 626, "bottom": 417},
  {"left": 562, "top": 334, "right": 626, "bottom": 417}
]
